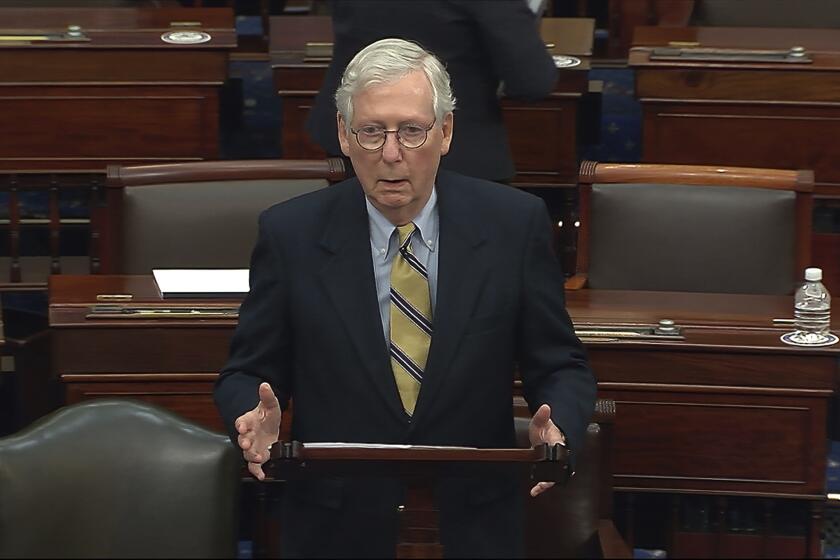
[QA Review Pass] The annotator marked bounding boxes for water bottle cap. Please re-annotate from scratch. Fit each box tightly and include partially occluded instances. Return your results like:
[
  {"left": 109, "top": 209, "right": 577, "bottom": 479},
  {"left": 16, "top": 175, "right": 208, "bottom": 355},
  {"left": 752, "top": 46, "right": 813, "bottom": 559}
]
[{"left": 805, "top": 267, "right": 823, "bottom": 281}]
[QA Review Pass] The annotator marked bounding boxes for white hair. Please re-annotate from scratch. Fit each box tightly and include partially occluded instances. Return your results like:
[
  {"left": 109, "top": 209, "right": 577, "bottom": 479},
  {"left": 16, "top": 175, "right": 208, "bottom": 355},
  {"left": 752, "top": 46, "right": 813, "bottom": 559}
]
[{"left": 335, "top": 38, "right": 456, "bottom": 130}]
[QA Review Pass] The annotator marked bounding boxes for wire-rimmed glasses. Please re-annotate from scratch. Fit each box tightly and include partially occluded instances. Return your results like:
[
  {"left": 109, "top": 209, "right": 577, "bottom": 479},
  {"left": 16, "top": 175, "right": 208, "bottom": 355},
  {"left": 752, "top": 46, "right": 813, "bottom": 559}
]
[{"left": 350, "top": 119, "right": 436, "bottom": 151}]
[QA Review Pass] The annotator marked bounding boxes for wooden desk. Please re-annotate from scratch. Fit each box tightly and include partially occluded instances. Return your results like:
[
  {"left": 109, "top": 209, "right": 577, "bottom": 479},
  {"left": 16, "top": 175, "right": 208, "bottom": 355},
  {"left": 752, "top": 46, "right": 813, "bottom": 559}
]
[
  {"left": 268, "top": 16, "right": 590, "bottom": 188},
  {"left": 568, "top": 289, "right": 838, "bottom": 499},
  {"left": 0, "top": 7, "right": 236, "bottom": 170},
  {"left": 49, "top": 275, "right": 233, "bottom": 432},
  {"left": 49, "top": 275, "right": 839, "bottom": 496},
  {"left": 629, "top": 26, "right": 840, "bottom": 294},
  {"left": 49, "top": 275, "right": 839, "bottom": 556}
]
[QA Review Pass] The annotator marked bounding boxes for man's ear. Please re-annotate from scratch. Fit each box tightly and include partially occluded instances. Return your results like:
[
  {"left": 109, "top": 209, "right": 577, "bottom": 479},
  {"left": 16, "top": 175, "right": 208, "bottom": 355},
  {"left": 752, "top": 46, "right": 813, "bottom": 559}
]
[
  {"left": 337, "top": 113, "right": 351, "bottom": 157},
  {"left": 439, "top": 112, "right": 454, "bottom": 156}
]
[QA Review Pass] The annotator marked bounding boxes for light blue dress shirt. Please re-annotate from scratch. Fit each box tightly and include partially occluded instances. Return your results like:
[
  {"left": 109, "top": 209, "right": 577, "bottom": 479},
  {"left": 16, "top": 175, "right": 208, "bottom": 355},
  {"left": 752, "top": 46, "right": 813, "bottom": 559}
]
[{"left": 366, "top": 187, "right": 439, "bottom": 341}]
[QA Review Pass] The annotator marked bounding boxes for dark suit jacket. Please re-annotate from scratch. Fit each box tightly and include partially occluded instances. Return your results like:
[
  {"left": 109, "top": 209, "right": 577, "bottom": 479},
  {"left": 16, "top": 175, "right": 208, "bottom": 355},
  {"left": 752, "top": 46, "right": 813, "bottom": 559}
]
[
  {"left": 305, "top": 0, "right": 558, "bottom": 182},
  {"left": 215, "top": 170, "right": 595, "bottom": 558}
]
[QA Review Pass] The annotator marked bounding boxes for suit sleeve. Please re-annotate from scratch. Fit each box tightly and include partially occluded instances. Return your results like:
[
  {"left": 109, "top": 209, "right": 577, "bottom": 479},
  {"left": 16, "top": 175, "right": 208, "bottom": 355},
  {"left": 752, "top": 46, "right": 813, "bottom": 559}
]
[
  {"left": 516, "top": 199, "right": 597, "bottom": 457},
  {"left": 455, "top": 0, "right": 558, "bottom": 99},
  {"left": 214, "top": 211, "right": 294, "bottom": 442}
]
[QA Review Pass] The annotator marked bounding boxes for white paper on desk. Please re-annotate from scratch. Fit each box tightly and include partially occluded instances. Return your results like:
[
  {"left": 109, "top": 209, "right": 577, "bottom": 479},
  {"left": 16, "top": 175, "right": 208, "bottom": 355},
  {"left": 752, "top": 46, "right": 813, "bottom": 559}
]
[{"left": 152, "top": 268, "right": 249, "bottom": 298}]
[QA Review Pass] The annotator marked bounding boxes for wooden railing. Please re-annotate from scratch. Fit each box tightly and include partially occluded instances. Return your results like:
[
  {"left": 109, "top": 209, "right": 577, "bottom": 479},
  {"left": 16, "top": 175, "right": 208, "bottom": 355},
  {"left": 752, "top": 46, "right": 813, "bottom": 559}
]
[{"left": 0, "top": 170, "right": 105, "bottom": 289}]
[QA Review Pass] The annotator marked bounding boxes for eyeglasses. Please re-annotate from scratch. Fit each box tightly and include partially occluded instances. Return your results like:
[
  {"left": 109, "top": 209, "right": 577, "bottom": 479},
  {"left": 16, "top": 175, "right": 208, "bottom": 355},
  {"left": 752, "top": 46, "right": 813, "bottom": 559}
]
[{"left": 350, "top": 119, "right": 436, "bottom": 151}]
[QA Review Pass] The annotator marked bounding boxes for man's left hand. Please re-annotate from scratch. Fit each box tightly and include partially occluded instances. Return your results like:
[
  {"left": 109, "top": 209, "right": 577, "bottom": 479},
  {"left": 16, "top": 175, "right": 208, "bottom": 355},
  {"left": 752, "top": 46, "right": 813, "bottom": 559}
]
[{"left": 528, "top": 403, "right": 566, "bottom": 497}]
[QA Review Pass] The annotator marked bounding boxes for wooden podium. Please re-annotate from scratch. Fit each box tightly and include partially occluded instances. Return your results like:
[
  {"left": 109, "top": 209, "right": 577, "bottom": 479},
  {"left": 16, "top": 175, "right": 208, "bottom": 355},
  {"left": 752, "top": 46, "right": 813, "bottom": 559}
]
[{"left": 263, "top": 442, "right": 569, "bottom": 558}]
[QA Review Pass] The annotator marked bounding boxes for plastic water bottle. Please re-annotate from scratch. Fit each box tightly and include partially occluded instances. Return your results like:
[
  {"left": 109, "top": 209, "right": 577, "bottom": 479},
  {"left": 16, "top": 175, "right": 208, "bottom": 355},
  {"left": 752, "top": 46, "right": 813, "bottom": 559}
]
[{"left": 793, "top": 267, "right": 831, "bottom": 343}]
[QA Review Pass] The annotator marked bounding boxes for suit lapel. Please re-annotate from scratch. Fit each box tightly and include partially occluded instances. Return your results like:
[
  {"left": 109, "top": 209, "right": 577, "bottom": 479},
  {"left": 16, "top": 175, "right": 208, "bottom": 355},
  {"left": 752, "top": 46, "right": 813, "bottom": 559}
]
[
  {"left": 318, "top": 182, "right": 407, "bottom": 423},
  {"left": 412, "top": 172, "right": 489, "bottom": 423}
]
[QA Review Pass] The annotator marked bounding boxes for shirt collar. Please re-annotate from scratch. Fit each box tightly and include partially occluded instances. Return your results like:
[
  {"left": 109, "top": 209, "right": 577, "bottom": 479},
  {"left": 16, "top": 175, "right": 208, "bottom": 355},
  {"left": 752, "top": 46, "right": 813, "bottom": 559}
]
[{"left": 366, "top": 187, "right": 438, "bottom": 261}]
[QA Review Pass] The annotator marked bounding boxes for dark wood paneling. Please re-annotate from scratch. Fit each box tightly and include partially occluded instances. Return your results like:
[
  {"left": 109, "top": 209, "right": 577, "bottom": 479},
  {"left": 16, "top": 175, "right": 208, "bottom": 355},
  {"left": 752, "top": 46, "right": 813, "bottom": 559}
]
[
  {"left": 0, "top": 87, "right": 219, "bottom": 168},
  {"left": 52, "top": 327, "right": 232, "bottom": 373},
  {"left": 0, "top": 7, "right": 235, "bottom": 29},
  {"left": 636, "top": 69, "right": 840, "bottom": 103},
  {"left": 0, "top": 7, "right": 234, "bottom": 169},
  {"left": 0, "top": 51, "right": 229, "bottom": 83},
  {"left": 640, "top": 102, "right": 840, "bottom": 187},
  {"left": 813, "top": 233, "right": 840, "bottom": 295},
  {"left": 272, "top": 65, "right": 328, "bottom": 159},
  {"left": 501, "top": 96, "right": 580, "bottom": 184},
  {"left": 281, "top": 98, "right": 326, "bottom": 159},
  {"left": 63, "top": 378, "right": 224, "bottom": 432},
  {"left": 673, "top": 532, "right": 807, "bottom": 559},
  {"left": 591, "top": 349, "right": 835, "bottom": 389},
  {"left": 599, "top": 389, "right": 827, "bottom": 496},
  {"left": 272, "top": 65, "right": 328, "bottom": 93}
]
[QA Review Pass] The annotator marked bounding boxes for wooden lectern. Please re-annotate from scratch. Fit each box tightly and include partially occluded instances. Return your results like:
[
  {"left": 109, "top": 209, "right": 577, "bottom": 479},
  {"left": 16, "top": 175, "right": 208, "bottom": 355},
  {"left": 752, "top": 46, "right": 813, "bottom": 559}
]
[{"left": 261, "top": 442, "right": 570, "bottom": 559}]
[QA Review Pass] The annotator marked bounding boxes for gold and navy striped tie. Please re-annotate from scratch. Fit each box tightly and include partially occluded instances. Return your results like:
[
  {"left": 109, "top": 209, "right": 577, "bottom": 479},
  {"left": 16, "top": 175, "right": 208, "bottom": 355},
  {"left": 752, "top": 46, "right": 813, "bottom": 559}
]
[{"left": 389, "top": 223, "right": 432, "bottom": 416}]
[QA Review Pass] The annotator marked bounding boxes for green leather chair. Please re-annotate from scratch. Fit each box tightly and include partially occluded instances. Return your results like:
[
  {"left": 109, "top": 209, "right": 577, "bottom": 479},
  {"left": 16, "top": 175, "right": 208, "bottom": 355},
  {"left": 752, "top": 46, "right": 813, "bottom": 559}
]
[{"left": 0, "top": 399, "right": 240, "bottom": 558}]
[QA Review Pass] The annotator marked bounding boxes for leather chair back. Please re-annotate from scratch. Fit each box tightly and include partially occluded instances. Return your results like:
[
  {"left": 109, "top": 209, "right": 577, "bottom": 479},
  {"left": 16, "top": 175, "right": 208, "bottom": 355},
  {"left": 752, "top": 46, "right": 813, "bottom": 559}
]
[
  {"left": 120, "top": 178, "right": 328, "bottom": 273},
  {"left": 574, "top": 162, "right": 814, "bottom": 295},
  {"left": 102, "top": 158, "right": 345, "bottom": 274},
  {"left": 589, "top": 183, "right": 795, "bottom": 294},
  {"left": 0, "top": 399, "right": 240, "bottom": 558}
]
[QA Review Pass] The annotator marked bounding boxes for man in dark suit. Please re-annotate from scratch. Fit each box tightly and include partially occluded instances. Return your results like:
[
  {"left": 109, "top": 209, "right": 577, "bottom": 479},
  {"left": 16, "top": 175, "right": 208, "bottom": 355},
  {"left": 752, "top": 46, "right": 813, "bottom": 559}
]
[
  {"left": 305, "top": 0, "right": 557, "bottom": 182},
  {"left": 215, "top": 38, "right": 595, "bottom": 558}
]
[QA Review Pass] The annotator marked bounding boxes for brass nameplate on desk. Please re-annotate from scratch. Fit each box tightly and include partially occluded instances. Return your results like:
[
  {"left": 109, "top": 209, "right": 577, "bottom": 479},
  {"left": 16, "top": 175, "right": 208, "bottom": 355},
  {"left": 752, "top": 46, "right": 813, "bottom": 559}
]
[
  {"left": 305, "top": 41, "right": 333, "bottom": 60},
  {"left": 650, "top": 46, "right": 811, "bottom": 64},
  {"left": 574, "top": 324, "right": 684, "bottom": 342},
  {"left": 0, "top": 24, "right": 89, "bottom": 44},
  {"left": 0, "top": 34, "right": 89, "bottom": 43},
  {"left": 86, "top": 304, "right": 239, "bottom": 319},
  {"left": 96, "top": 294, "right": 133, "bottom": 302}
]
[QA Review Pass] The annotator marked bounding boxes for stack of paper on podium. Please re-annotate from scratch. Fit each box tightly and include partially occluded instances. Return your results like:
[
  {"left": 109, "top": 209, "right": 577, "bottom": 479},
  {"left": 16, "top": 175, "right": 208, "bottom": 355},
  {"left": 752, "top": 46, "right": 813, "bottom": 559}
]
[{"left": 153, "top": 269, "right": 250, "bottom": 299}]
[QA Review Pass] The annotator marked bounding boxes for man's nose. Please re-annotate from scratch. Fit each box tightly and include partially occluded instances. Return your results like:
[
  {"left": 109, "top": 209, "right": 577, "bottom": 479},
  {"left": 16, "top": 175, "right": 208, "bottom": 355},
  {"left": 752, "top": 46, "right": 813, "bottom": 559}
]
[{"left": 381, "top": 132, "right": 403, "bottom": 162}]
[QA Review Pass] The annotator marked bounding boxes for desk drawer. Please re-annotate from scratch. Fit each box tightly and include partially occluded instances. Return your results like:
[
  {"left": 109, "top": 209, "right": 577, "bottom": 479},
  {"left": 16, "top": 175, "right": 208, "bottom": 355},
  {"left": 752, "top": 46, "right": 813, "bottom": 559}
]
[
  {"left": 63, "top": 375, "right": 224, "bottom": 434},
  {"left": 599, "top": 387, "right": 828, "bottom": 496},
  {"left": 52, "top": 327, "right": 233, "bottom": 373},
  {"left": 590, "top": 348, "right": 835, "bottom": 390}
]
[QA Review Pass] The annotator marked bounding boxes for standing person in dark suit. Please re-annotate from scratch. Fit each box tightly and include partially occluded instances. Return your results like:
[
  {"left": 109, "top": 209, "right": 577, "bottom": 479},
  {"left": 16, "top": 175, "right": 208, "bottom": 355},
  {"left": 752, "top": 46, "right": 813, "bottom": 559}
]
[
  {"left": 215, "top": 38, "right": 594, "bottom": 558},
  {"left": 305, "top": 0, "right": 557, "bottom": 182}
]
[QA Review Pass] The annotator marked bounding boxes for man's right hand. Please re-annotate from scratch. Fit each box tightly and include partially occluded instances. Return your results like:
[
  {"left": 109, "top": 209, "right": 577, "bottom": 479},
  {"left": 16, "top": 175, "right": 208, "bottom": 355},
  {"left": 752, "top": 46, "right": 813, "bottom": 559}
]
[{"left": 235, "top": 382, "right": 282, "bottom": 481}]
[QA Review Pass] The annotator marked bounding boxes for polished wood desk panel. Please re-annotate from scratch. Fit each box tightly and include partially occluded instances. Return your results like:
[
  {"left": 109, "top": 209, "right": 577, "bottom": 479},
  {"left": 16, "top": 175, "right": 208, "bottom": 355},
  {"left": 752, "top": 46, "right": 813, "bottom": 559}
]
[
  {"left": 268, "top": 16, "right": 589, "bottom": 187},
  {"left": 49, "top": 275, "right": 233, "bottom": 433},
  {"left": 630, "top": 26, "right": 840, "bottom": 195},
  {"left": 49, "top": 275, "right": 840, "bottom": 503},
  {"left": 570, "top": 289, "right": 838, "bottom": 498},
  {"left": 0, "top": 8, "right": 236, "bottom": 170}
]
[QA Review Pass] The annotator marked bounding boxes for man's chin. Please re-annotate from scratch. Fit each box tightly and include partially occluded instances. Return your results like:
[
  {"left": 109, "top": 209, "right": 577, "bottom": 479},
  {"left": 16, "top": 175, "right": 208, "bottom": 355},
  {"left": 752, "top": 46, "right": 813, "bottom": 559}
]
[{"left": 376, "top": 194, "right": 412, "bottom": 208}]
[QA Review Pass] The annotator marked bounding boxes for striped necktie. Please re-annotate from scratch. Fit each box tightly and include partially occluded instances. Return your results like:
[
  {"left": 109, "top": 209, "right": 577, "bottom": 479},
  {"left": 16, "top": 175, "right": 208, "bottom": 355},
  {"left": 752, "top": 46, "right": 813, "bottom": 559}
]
[{"left": 389, "top": 223, "right": 433, "bottom": 416}]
